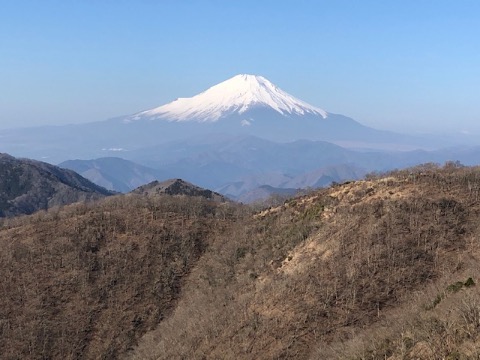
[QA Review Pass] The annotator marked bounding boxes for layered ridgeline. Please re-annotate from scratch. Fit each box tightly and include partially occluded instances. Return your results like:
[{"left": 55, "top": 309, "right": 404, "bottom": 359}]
[
  {"left": 0, "top": 74, "right": 428, "bottom": 163},
  {"left": 4, "top": 74, "right": 476, "bottom": 202},
  {"left": 59, "top": 140, "right": 372, "bottom": 198},
  {"left": 0, "top": 153, "right": 113, "bottom": 217},
  {"left": 2, "top": 163, "right": 480, "bottom": 359},
  {"left": 58, "top": 137, "right": 480, "bottom": 200}
]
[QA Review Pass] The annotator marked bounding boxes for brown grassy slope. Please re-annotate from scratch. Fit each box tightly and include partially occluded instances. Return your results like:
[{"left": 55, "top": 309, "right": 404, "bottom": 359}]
[
  {"left": 127, "top": 164, "right": 480, "bottom": 359},
  {"left": 0, "top": 195, "right": 239, "bottom": 360}
]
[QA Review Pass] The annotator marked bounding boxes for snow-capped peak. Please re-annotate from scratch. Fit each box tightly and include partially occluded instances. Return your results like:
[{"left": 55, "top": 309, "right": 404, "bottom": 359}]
[{"left": 131, "top": 74, "right": 328, "bottom": 122}]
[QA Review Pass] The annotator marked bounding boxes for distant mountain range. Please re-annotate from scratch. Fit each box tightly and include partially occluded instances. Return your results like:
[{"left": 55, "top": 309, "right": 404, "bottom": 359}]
[
  {"left": 0, "top": 153, "right": 113, "bottom": 217},
  {"left": 2, "top": 74, "right": 480, "bottom": 202},
  {"left": 60, "top": 157, "right": 169, "bottom": 192},
  {"left": 57, "top": 136, "right": 480, "bottom": 202},
  {"left": 59, "top": 136, "right": 375, "bottom": 198},
  {"left": 0, "top": 153, "right": 231, "bottom": 217}
]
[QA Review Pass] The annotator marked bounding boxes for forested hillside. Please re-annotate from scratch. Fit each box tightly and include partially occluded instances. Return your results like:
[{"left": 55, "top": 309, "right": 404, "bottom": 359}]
[
  {"left": 2, "top": 163, "right": 480, "bottom": 359},
  {"left": 0, "top": 153, "right": 113, "bottom": 217},
  {"left": 0, "top": 195, "right": 239, "bottom": 359}
]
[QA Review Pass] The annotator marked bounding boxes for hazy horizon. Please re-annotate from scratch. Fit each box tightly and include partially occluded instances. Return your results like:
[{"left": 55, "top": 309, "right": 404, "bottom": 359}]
[{"left": 1, "top": 1, "right": 480, "bottom": 136}]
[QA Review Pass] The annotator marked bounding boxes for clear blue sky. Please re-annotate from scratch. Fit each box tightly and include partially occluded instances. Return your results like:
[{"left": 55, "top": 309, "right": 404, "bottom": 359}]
[{"left": 1, "top": 0, "right": 479, "bottom": 134}]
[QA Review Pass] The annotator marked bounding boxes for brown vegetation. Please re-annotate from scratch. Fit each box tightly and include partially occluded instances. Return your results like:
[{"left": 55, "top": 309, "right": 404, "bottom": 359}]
[
  {"left": 3, "top": 163, "right": 480, "bottom": 359},
  {"left": 128, "top": 163, "right": 480, "bottom": 359},
  {"left": 0, "top": 195, "right": 238, "bottom": 359}
]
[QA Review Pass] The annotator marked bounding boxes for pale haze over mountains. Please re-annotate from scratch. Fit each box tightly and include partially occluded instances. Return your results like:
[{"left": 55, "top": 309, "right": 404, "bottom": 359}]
[
  {"left": 1, "top": 73, "right": 479, "bottom": 201},
  {"left": 0, "top": 73, "right": 423, "bottom": 162},
  {"left": 2, "top": 73, "right": 480, "bottom": 198}
]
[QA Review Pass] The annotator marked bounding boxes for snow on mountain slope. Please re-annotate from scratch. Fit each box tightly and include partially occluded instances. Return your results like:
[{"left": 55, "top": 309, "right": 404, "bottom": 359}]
[{"left": 130, "top": 74, "right": 328, "bottom": 122}]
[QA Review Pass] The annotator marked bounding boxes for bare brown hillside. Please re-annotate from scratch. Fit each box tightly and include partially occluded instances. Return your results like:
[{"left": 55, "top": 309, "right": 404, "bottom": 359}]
[
  {"left": 127, "top": 163, "right": 480, "bottom": 359},
  {"left": 0, "top": 195, "right": 239, "bottom": 359},
  {"left": 3, "top": 163, "right": 480, "bottom": 359}
]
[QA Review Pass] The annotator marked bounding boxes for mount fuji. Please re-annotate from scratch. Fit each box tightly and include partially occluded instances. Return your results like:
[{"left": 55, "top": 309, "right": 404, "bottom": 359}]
[
  {"left": 0, "top": 74, "right": 438, "bottom": 163},
  {"left": 129, "top": 74, "right": 328, "bottom": 122},
  {"left": 119, "top": 74, "right": 400, "bottom": 146}
]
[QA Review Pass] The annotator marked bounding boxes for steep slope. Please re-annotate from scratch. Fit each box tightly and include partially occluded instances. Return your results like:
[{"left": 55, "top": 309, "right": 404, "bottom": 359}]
[
  {"left": 60, "top": 157, "right": 169, "bottom": 192},
  {"left": 0, "top": 194, "right": 237, "bottom": 359},
  {"left": 0, "top": 153, "right": 113, "bottom": 217},
  {"left": 3, "top": 162, "right": 480, "bottom": 359},
  {"left": 131, "top": 178, "right": 228, "bottom": 202},
  {"left": 128, "top": 163, "right": 480, "bottom": 359}
]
